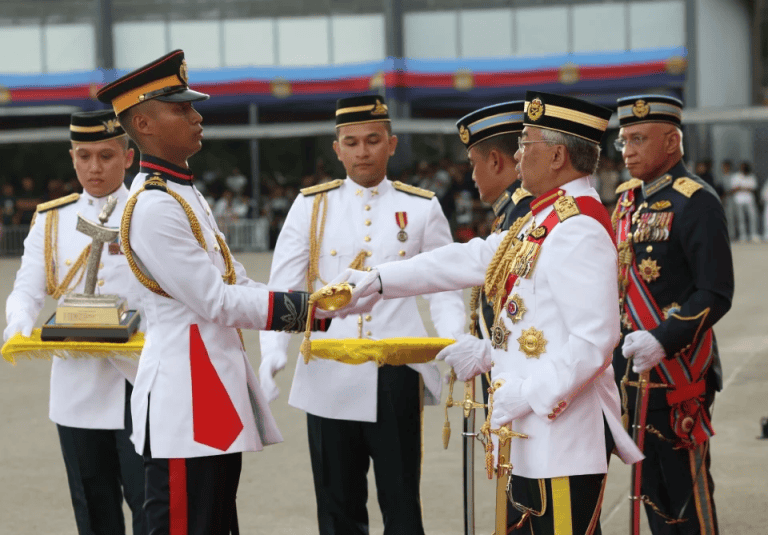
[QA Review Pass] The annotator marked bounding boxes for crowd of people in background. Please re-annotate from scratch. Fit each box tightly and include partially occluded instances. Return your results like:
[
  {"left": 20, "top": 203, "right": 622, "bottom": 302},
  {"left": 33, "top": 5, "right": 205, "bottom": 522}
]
[{"left": 2, "top": 155, "right": 768, "bottom": 252}]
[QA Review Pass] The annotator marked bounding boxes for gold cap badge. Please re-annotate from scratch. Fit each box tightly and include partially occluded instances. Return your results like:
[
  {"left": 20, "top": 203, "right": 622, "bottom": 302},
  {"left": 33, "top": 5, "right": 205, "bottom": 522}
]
[
  {"left": 103, "top": 118, "right": 120, "bottom": 134},
  {"left": 632, "top": 99, "right": 650, "bottom": 118},
  {"left": 371, "top": 100, "right": 388, "bottom": 116},
  {"left": 179, "top": 60, "right": 189, "bottom": 84},
  {"left": 459, "top": 125, "right": 470, "bottom": 145},
  {"left": 527, "top": 98, "right": 544, "bottom": 121}
]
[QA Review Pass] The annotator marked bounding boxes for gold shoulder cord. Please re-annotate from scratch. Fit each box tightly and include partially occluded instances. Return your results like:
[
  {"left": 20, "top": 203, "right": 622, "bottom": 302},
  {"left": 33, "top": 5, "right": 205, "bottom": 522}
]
[
  {"left": 43, "top": 208, "right": 90, "bottom": 299},
  {"left": 482, "top": 212, "right": 532, "bottom": 319},
  {"left": 121, "top": 176, "right": 236, "bottom": 298}
]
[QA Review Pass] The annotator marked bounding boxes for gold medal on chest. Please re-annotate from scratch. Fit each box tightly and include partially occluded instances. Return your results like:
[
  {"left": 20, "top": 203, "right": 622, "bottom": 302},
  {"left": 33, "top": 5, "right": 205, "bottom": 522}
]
[
  {"left": 638, "top": 257, "right": 661, "bottom": 283},
  {"left": 490, "top": 316, "right": 511, "bottom": 351},
  {"left": 517, "top": 326, "right": 547, "bottom": 359},
  {"left": 397, "top": 230, "right": 408, "bottom": 242},
  {"left": 505, "top": 293, "right": 527, "bottom": 323},
  {"left": 395, "top": 212, "right": 408, "bottom": 242}
]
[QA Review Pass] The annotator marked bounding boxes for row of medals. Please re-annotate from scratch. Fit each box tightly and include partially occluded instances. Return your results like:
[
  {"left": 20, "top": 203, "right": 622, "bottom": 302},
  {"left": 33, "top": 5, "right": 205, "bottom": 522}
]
[{"left": 489, "top": 216, "right": 547, "bottom": 359}]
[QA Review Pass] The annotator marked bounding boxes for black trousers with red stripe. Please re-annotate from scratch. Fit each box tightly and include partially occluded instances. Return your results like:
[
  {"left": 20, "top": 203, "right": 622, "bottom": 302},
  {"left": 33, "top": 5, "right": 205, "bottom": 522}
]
[
  {"left": 57, "top": 381, "right": 145, "bottom": 535},
  {"left": 143, "top": 406, "right": 241, "bottom": 535},
  {"left": 307, "top": 365, "right": 424, "bottom": 535}
]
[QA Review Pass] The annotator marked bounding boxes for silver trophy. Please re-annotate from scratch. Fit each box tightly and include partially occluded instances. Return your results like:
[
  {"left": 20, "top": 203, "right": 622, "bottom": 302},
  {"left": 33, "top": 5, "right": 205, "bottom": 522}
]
[{"left": 41, "top": 196, "right": 141, "bottom": 342}]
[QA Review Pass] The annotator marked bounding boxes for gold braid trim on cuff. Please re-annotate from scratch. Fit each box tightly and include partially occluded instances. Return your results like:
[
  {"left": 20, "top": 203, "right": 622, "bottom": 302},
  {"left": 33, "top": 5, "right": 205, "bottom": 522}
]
[{"left": 43, "top": 208, "right": 90, "bottom": 299}]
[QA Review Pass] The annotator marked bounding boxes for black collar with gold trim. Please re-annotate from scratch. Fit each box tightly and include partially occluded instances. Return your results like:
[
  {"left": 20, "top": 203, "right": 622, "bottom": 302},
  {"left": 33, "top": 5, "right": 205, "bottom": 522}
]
[
  {"left": 642, "top": 160, "right": 687, "bottom": 200},
  {"left": 492, "top": 190, "right": 511, "bottom": 217},
  {"left": 140, "top": 155, "right": 194, "bottom": 186}
]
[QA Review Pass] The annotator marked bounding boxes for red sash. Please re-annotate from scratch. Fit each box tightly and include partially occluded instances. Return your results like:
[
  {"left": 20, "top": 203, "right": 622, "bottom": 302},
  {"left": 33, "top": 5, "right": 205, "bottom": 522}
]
[{"left": 615, "top": 188, "right": 715, "bottom": 446}]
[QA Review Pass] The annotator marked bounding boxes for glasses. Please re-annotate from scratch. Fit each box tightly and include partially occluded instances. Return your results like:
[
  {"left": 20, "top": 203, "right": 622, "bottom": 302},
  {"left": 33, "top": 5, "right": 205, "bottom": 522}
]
[
  {"left": 614, "top": 130, "right": 676, "bottom": 151},
  {"left": 517, "top": 137, "right": 551, "bottom": 152}
]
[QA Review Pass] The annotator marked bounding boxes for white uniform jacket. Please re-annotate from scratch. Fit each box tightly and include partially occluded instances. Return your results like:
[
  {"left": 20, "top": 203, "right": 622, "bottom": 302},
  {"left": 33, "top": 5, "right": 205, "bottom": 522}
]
[
  {"left": 375, "top": 178, "right": 643, "bottom": 478},
  {"left": 126, "top": 160, "right": 287, "bottom": 459},
  {"left": 5, "top": 186, "right": 140, "bottom": 429},
  {"left": 260, "top": 177, "right": 466, "bottom": 422}
]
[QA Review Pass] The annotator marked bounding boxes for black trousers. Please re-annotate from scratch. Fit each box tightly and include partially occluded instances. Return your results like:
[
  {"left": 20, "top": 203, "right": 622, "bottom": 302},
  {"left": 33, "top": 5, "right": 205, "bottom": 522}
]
[
  {"left": 142, "top": 401, "right": 241, "bottom": 535},
  {"left": 626, "top": 406, "right": 719, "bottom": 535},
  {"left": 510, "top": 472, "right": 607, "bottom": 535},
  {"left": 307, "top": 365, "right": 424, "bottom": 535},
  {"left": 57, "top": 381, "right": 145, "bottom": 535}
]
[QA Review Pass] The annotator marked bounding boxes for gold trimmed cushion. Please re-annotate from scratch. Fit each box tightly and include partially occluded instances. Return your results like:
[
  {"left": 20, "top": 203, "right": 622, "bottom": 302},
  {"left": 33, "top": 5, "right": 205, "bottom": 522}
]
[
  {"left": 2, "top": 329, "right": 144, "bottom": 364},
  {"left": 310, "top": 337, "right": 454, "bottom": 366}
]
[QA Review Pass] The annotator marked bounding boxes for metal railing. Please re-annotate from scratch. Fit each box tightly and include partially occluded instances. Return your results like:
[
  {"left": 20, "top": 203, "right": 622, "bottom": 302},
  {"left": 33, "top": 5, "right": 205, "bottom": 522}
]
[{"left": 0, "top": 224, "right": 29, "bottom": 256}]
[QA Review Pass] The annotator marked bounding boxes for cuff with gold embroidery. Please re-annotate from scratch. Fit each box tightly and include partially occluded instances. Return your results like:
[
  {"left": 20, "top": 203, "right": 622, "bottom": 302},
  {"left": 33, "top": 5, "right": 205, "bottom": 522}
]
[{"left": 266, "top": 291, "right": 331, "bottom": 333}]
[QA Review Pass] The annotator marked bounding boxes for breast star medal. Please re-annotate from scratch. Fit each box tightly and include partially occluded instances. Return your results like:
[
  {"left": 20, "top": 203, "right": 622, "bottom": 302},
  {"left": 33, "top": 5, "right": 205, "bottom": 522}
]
[
  {"left": 505, "top": 293, "right": 527, "bottom": 323},
  {"left": 395, "top": 211, "right": 408, "bottom": 242},
  {"left": 517, "top": 327, "right": 547, "bottom": 359},
  {"left": 490, "top": 316, "right": 511, "bottom": 351},
  {"left": 638, "top": 257, "right": 661, "bottom": 283}
]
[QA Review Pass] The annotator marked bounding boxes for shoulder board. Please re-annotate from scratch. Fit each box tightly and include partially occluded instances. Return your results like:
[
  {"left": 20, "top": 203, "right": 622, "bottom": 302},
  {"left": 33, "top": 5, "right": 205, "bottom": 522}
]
[
  {"left": 554, "top": 195, "right": 581, "bottom": 223},
  {"left": 301, "top": 179, "right": 343, "bottom": 196},
  {"left": 615, "top": 178, "right": 643, "bottom": 195},
  {"left": 36, "top": 193, "right": 80, "bottom": 213},
  {"left": 392, "top": 181, "right": 435, "bottom": 199},
  {"left": 512, "top": 187, "right": 533, "bottom": 205},
  {"left": 672, "top": 177, "right": 702, "bottom": 198}
]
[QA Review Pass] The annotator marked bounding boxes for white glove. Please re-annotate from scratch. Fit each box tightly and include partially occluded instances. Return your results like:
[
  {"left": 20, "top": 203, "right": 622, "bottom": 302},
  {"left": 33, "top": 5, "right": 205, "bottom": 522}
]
[
  {"left": 327, "top": 268, "right": 383, "bottom": 318},
  {"left": 490, "top": 373, "right": 532, "bottom": 428},
  {"left": 258, "top": 355, "right": 286, "bottom": 403},
  {"left": 622, "top": 330, "right": 666, "bottom": 374},
  {"left": 436, "top": 333, "right": 492, "bottom": 382},
  {"left": 3, "top": 310, "right": 35, "bottom": 343}
]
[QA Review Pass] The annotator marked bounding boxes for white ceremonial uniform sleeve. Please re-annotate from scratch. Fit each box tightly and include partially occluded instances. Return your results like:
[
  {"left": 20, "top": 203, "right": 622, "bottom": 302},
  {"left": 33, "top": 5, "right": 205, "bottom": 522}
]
[
  {"left": 420, "top": 198, "right": 466, "bottom": 338},
  {"left": 6, "top": 213, "right": 48, "bottom": 324},
  {"left": 259, "top": 196, "right": 312, "bottom": 363},
  {"left": 520, "top": 218, "right": 621, "bottom": 418},
  {"left": 129, "top": 192, "right": 271, "bottom": 329},
  {"left": 377, "top": 231, "right": 505, "bottom": 299}
]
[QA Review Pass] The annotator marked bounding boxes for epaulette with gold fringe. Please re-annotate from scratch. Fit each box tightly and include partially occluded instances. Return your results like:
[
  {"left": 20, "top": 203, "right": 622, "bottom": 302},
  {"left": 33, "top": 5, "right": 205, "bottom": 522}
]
[
  {"left": 301, "top": 179, "right": 343, "bottom": 196},
  {"left": 672, "top": 177, "right": 702, "bottom": 198},
  {"left": 36, "top": 193, "right": 79, "bottom": 213},
  {"left": 392, "top": 181, "right": 435, "bottom": 199},
  {"left": 615, "top": 178, "right": 643, "bottom": 195}
]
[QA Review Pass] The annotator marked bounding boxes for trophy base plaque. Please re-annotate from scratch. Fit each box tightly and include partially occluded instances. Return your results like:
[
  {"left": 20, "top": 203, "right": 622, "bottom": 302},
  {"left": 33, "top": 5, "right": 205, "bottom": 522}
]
[{"left": 41, "top": 293, "right": 141, "bottom": 342}]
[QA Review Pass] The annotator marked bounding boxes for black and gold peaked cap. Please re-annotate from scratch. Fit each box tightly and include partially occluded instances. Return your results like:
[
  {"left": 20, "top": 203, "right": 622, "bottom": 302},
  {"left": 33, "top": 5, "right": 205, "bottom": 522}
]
[
  {"left": 70, "top": 109, "right": 126, "bottom": 143},
  {"left": 96, "top": 49, "right": 209, "bottom": 116},
  {"left": 456, "top": 100, "right": 524, "bottom": 150},
  {"left": 616, "top": 94, "right": 683, "bottom": 127},
  {"left": 523, "top": 91, "right": 612, "bottom": 144},
  {"left": 336, "top": 95, "right": 390, "bottom": 128}
]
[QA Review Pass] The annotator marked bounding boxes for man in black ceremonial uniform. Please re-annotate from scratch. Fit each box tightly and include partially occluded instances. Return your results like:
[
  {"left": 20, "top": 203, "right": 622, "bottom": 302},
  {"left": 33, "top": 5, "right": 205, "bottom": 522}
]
[
  {"left": 454, "top": 100, "right": 532, "bottom": 531},
  {"left": 613, "top": 94, "right": 734, "bottom": 535}
]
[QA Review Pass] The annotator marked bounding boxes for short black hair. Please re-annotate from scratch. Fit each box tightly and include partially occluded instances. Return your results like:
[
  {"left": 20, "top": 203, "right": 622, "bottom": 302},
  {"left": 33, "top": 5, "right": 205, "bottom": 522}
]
[
  {"left": 335, "top": 121, "right": 392, "bottom": 140},
  {"left": 472, "top": 133, "right": 518, "bottom": 160}
]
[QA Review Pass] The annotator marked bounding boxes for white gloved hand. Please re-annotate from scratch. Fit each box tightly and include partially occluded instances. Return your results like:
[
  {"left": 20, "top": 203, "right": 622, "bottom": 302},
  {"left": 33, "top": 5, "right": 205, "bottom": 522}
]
[
  {"left": 258, "top": 356, "right": 286, "bottom": 403},
  {"left": 327, "top": 268, "right": 382, "bottom": 318},
  {"left": 3, "top": 310, "right": 35, "bottom": 343},
  {"left": 436, "top": 333, "right": 492, "bottom": 382},
  {"left": 622, "top": 330, "right": 666, "bottom": 374},
  {"left": 490, "top": 373, "right": 532, "bottom": 428}
]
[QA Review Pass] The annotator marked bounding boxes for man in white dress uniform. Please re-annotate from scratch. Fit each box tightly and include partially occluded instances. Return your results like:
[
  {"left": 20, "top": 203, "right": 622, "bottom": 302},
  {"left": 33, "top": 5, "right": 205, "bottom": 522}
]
[
  {"left": 96, "top": 49, "right": 331, "bottom": 535},
  {"left": 334, "top": 91, "right": 644, "bottom": 534},
  {"left": 4, "top": 109, "right": 145, "bottom": 534},
  {"left": 259, "top": 95, "right": 466, "bottom": 535}
]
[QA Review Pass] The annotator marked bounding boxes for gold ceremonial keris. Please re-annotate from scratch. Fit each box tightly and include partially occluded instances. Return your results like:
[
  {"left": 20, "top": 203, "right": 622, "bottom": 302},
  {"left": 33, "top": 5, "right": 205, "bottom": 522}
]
[
  {"left": 459, "top": 125, "right": 470, "bottom": 145},
  {"left": 2, "top": 329, "right": 144, "bottom": 364},
  {"left": 517, "top": 327, "right": 547, "bottom": 359},
  {"left": 527, "top": 98, "right": 544, "bottom": 121},
  {"left": 632, "top": 99, "right": 650, "bottom": 118},
  {"left": 638, "top": 257, "right": 661, "bottom": 283}
]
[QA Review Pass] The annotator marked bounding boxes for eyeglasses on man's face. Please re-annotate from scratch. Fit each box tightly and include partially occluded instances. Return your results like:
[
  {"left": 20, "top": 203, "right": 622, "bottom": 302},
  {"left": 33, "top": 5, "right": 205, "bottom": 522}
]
[
  {"left": 614, "top": 130, "right": 676, "bottom": 152},
  {"left": 517, "top": 137, "right": 551, "bottom": 153}
]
